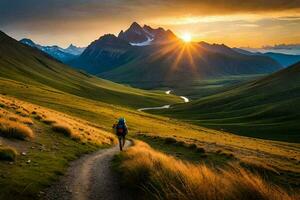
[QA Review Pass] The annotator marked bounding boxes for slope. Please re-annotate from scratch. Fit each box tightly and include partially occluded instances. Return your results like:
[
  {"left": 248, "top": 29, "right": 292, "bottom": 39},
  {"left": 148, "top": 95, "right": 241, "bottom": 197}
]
[
  {"left": 0, "top": 31, "right": 180, "bottom": 109},
  {"left": 156, "top": 61, "right": 300, "bottom": 142}
]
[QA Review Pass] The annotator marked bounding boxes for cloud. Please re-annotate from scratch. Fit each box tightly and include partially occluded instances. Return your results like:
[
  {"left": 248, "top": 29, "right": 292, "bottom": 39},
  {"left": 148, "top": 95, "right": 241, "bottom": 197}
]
[
  {"left": 0, "top": 0, "right": 299, "bottom": 47},
  {"left": 1, "top": 0, "right": 300, "bottom": 27}
]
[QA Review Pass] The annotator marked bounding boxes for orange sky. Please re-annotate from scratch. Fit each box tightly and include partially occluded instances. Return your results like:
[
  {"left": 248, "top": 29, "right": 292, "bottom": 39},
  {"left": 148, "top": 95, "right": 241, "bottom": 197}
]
[{"left": 1, "top": 0, "right": 299, "bottom": 48}]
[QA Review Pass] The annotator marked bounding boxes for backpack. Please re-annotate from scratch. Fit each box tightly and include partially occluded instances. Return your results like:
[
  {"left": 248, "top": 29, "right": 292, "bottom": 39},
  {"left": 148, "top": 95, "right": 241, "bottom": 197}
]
[{"left": 116, "top": 122, "right": 126, "bottom": 136}]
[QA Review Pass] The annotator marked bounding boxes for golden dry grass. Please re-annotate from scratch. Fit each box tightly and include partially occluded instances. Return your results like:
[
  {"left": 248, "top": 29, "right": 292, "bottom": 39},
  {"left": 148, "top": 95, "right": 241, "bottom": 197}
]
[
  {"left": 0, "top": 95, "right": 117, "bottom": 146},
  {"left": 118, "top": 141, "right": 298, "bottom": 200},
  {"left": 52, "top": 123, "right": 74, "bottom": 138},
  {"left": 0, "top": 107, "right": 34, "bottom": 126},
  {"left": 0, "top": 118, "right": 34, "bottom": 140},
  {"left": 0, "top": 145, "right": 18, "bottom": 161},
  {"left": 42, "top": 118, "right": 57, "bottom": 125}
]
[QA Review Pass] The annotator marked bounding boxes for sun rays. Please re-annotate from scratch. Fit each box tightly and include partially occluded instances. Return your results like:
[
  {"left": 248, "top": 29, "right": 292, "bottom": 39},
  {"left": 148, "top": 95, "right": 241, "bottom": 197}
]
[{"left": 147, "top": 39, "right": 200, "bottom": 82}]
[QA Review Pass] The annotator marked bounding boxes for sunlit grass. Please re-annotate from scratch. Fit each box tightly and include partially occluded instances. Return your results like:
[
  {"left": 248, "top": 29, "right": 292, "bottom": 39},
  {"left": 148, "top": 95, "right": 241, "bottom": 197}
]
[
  {"left": 0, "top": 118, "right": 34, "bottom": 140},
  {"left": 0, "top": 95, "right": 117, "bottom": 145},
  {"left": 116, "top": 141, "right": 298, "bottom": 200}
]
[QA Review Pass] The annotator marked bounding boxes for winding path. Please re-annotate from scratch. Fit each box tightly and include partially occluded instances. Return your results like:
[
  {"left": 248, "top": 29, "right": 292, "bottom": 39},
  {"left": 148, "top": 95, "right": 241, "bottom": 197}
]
[
  {"left": 43, "top": 141, "right": 132, "bottom": 200},
  {"left": 138, "top": 90, "right": 190, "bottom": 112},
  {"left": 43, "top": 90, "right": 189, "bottom": 199}
]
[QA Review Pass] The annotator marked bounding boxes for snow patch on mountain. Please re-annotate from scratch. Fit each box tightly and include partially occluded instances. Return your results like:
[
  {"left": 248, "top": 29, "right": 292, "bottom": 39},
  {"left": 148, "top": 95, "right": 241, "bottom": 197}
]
[{"left": 130, "top": 37, "right": 154, "bottom": 46}]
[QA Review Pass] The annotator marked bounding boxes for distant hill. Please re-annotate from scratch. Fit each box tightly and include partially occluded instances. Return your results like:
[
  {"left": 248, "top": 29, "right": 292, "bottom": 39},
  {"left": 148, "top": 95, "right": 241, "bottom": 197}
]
[
  {"left": 263, "top": 52, "right": 300, "bottom": 67},
  {"left": 20, "top": 38, "right": 85, "bottom": 62},
  {"left": 0, "top": 30, "right": 179, "bottom": 108},
  {"left": 233, "top": 48, "right": 300, "bottom": 67},
  {"left": 68, "top": 34, "right": 135, "bottom": 74},
  {"left": 69, "top": 22, "right": 282, "bottom": 88},
  {"left": 157, "top": 61, "right": 300, "bottom": 142}
]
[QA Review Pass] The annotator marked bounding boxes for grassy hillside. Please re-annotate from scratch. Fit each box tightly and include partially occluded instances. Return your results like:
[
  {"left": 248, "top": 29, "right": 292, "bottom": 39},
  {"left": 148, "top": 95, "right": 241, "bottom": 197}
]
[
  {"left": 156, "top": 62, "right": 300, "bottom": 142},
  {"left": 115, "top": 141, "right": 298, "bottom": 200},
  {"left": 0, "top": 95, "right": 116, "bottom": 200},
  {"left": 166, "top": 74, "right": 265, "bottom": 100},
  {"left": 0, "top": 31, "right": 180, "bottom": 109}
]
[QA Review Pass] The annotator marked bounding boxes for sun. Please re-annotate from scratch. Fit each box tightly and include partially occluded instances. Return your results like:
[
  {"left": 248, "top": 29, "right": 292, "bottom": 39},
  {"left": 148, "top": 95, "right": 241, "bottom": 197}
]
[{"left": 182, "top": 33, "right": 192, "bottom": 43}]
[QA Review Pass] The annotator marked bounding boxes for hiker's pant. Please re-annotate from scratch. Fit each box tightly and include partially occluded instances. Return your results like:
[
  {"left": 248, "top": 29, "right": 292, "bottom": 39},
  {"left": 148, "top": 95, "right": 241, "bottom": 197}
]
[{"left": 118, "top": 135, "right": 126, "bottom": 150}]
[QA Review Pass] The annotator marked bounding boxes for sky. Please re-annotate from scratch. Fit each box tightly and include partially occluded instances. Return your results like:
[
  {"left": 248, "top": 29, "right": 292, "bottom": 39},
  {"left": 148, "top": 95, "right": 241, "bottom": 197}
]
[{"left": 0, "top": 0, "right": 299, "bottom": 48}]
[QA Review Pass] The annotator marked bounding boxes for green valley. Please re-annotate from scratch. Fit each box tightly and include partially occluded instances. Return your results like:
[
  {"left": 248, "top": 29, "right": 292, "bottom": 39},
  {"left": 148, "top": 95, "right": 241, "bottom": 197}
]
[{"left": 155, "top": 61, "right": 300, "bottom": 142}]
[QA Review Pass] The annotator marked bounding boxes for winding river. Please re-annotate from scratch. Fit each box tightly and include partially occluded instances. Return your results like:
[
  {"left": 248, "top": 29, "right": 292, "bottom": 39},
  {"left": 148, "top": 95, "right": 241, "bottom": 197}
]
[{"left": 138, "top": 90, "right": 189, "bottom": 112}]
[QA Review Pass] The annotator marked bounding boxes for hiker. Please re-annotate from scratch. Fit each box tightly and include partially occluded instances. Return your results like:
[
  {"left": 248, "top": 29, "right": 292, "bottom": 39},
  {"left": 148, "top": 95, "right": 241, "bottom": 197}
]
[{"left": 113, "top": 117, "right": 128, "bottom": 151}]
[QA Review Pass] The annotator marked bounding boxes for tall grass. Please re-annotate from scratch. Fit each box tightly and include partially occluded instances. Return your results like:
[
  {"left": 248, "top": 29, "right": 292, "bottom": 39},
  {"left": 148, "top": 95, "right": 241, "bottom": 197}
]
[
  {"left": 0, "top": 146, "right": 18, "bottom": 161},
  {"left": 0, "top": 118, "right": 34, "bottom": 140},
  {"left": 117, "top": 141, "right": 297, "bottom": 200},
  {"left": 51, "top": 122, "right": 73, "bottom": 137}
]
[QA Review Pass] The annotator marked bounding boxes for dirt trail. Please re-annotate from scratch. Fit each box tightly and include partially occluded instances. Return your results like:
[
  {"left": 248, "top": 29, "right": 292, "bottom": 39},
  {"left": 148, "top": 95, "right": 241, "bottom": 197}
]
[{"left": 43, "top": 141, "right": 132, "bottom": 200}]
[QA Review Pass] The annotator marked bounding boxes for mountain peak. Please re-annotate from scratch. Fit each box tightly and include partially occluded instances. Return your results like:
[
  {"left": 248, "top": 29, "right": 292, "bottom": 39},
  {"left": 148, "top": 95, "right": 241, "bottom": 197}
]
[
  {"left": 91, "top": 34, "right": 130, "bottom": 48},
  {"left": 20, "top": 38, "right": 36, "bottom": 46},
  {"left": 130, "top": 22, "right": 142, "bottom": 29},
  {"left": 118, "top": 22, "right": 150, "bottom": 44},
  {"left": 68, "top": 44, "right": 76, "bottom": 48},
  {"left": 99, "top": 34, "right": 118, "bottom": 41},
  {"left": 65, "top": 43, "right": 85, "bottom": 55}
]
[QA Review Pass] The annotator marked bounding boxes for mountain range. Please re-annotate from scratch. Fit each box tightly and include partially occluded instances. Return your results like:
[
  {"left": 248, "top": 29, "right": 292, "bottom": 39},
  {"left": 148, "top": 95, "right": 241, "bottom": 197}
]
[
  {"left": 233, "top": 48, "right": 300, "bottom": 67},
  {"left": 68, "top": 22, "right": 282, "bottom": 88},
  {"left": 68, "top": 22, "right": 178, "bottom": 76},
  {"left": 20, "top": 38, "right": 85, "bottom": 62}
]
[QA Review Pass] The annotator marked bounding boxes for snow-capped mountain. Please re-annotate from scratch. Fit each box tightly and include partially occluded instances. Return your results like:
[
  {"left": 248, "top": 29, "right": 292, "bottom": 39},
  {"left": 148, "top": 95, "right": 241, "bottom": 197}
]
[
  {"left": 118, "top": 22, "right": 177, "bottom": 46},
  {"left": 118, "top": 22, "right": 153, "bottom": 45},
  {"left": 20, "top": 39, "right": 85, "bottom": 62}
]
